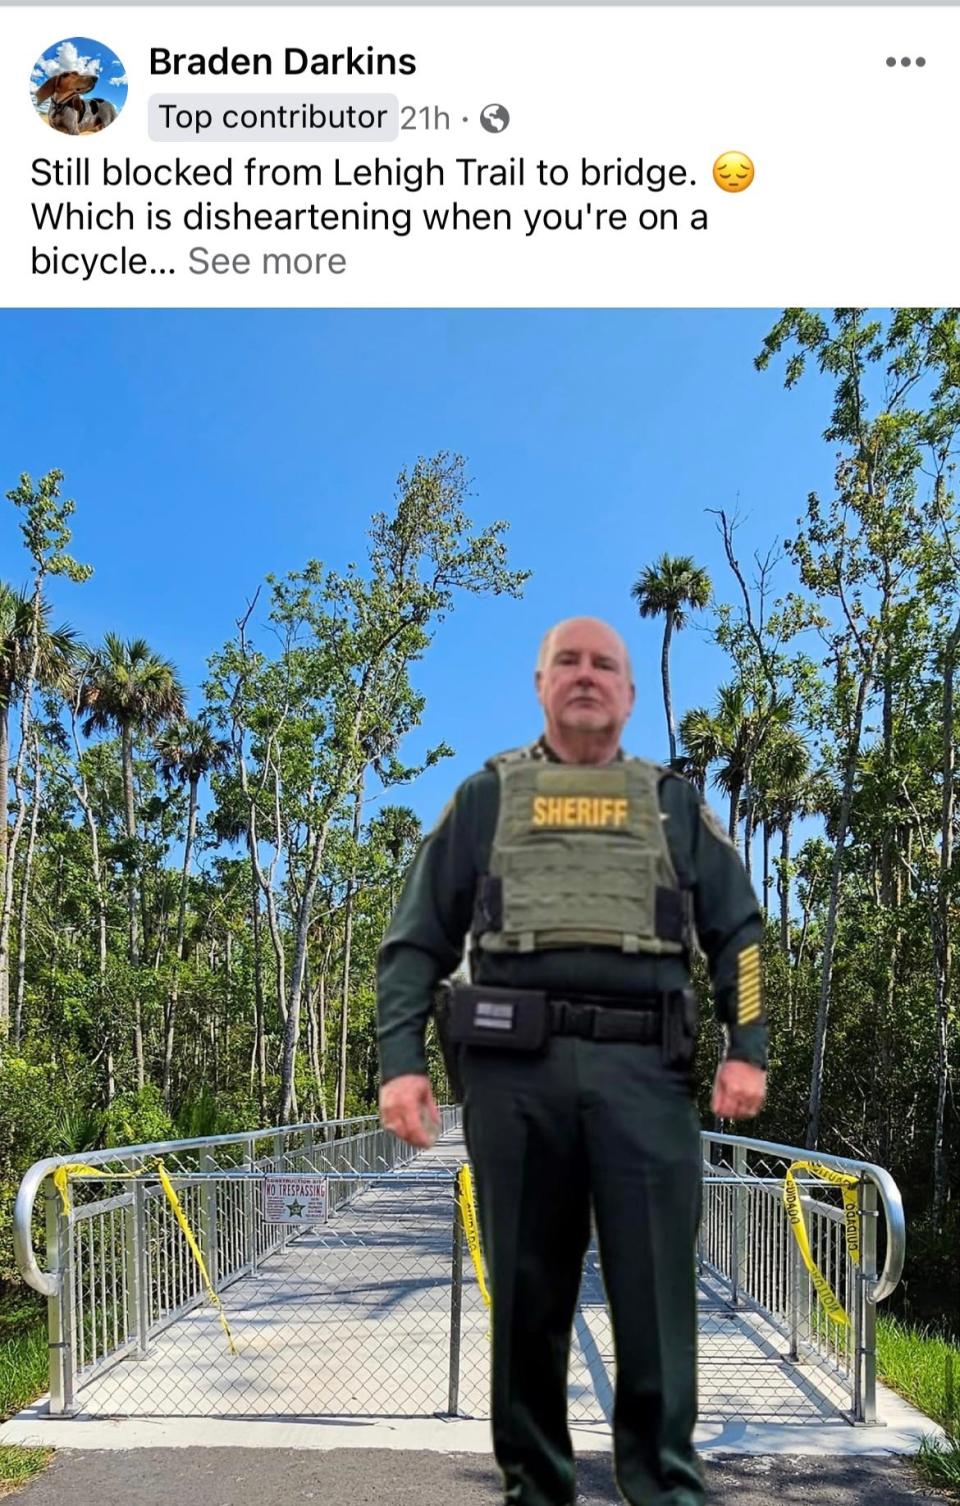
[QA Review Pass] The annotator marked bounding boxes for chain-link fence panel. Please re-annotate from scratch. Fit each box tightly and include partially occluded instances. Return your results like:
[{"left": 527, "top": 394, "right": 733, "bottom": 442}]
[
  {"left": 28, "top": 1114, "right": 459, "bottom": 1415},
  {"left": 72, "top": 1172, "right": 464, "bottom": 1418}
]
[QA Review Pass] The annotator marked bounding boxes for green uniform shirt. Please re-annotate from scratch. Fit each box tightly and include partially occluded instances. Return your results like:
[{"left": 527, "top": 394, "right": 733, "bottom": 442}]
[{"left": 377, "top": 741, "right": 768, "bottom": 1081}]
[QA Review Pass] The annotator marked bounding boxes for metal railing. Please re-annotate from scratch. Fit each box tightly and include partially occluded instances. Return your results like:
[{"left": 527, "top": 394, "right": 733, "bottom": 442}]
[
  {"left": 14, "top": 1115, "right": 905, "bottom": 1425},
  {"left": 699, "top": 1131, "right": 905, "bottom": 1423},
  {"left": 13, "top": 1110, "right": 461, "bottom": 1414}
]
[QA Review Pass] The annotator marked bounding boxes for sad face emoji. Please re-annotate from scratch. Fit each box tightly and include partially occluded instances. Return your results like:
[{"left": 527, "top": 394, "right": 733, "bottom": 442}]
[{"left": 713, "top": 152, "right": 755, "bottom": 192}]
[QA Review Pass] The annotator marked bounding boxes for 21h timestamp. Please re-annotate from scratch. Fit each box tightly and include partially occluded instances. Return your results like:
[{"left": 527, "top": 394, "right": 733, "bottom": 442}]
[{"left": 400, "top": 105, "right": 452, "bottom": 130}]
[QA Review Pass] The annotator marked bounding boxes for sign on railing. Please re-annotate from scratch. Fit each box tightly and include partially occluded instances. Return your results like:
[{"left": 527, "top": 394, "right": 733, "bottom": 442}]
[{"left": 263, "top": 1173, "right": 329, "bottom": 1223}]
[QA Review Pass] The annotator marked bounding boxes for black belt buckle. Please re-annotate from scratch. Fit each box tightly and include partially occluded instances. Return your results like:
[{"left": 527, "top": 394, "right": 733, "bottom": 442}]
[
  {"left": 592, "top": 1004, "right": 641, "bottom": 1042},
  {"left": 552, "top": 1000, "right": 597, "bottom": 1039},
  {"left": 551, "top": 996, "right": 661, "bottom": 1043}
]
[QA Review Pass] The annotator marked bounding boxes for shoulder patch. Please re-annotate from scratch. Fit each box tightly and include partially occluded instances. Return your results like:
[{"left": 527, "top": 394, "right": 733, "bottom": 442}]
[
  {"left": 700, "top": 801, "right": 736, "bottom": 847},
  {"left": 485, "top": 740, "right": 544, "bottom": 769},
  {"left": 622, "top": 753, "right": 663, "bottom": 775},
  {"left": 657, "top": 764, "right": 695, "bottom": 792}
]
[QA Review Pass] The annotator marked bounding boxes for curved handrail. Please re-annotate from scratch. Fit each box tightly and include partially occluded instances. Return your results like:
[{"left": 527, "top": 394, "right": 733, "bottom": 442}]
[
  {"left": 13, "top": 1114, "right": 386, "bottom": 1299},
  {"left": 702, "top": 1130, "right": 905, "bottom": 1304}
]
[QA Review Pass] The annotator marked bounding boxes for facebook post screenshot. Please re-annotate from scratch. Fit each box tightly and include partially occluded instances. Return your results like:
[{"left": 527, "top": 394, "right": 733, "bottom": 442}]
[{"left": 0, "top": 0, "right": 957, "bottom": 1503}]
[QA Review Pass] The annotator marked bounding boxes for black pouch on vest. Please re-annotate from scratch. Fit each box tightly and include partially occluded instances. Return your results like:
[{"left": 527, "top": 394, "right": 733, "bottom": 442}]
[{"left": 448, "top": 983, "right": 551, "bottom": 1053}]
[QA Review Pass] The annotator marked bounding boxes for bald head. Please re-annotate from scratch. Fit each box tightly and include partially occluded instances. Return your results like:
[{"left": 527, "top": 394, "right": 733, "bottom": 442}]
[
  {"left": 536, "top": 617, "right": 633, "bottom": 683},
  {"left": 535, "top": 617, "right": 636, "bottom": 764}
]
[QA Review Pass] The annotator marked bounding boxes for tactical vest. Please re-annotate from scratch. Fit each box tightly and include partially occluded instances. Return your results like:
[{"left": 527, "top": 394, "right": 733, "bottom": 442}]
[{"left": 471, "top": 744, "right": 690, "bottom": 956}]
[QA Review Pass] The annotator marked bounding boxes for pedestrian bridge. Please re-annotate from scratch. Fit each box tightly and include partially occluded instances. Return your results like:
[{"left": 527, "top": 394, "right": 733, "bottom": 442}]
[{"left": 13, "top": 1112, "right": 905, "bottom": 1430}]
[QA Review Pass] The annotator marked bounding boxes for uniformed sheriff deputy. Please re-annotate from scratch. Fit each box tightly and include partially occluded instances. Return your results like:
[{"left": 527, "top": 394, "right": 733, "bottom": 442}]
[{"left": 376, "top": 616, "right": 767, "bottom": 1506}]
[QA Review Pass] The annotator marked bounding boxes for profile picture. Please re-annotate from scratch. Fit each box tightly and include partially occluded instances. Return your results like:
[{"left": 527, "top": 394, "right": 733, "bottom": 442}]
[{"left": 31, "top": 37, "right": 127, "bottom": 136}]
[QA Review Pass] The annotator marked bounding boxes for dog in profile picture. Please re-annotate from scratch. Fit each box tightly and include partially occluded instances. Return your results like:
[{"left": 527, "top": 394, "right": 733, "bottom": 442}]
[
  {"left": 32, "top": 38, "right": 127, "bottom": 136},
  {"left": 37, "top": 73, "right": 116, "bottom": 134}
]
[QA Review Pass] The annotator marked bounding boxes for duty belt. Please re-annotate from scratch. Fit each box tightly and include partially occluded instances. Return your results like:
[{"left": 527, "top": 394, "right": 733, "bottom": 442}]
[
  {"left": 437, "top": 982, "right": 697, "bottom": 1067},
  {"left": 547, "top": 994, "right": 672, "bottom": 1043}
]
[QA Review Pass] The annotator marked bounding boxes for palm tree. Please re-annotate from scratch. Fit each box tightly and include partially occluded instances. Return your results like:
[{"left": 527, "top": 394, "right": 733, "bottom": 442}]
[
  {"left": 679, "top": 685, "right": 753, "bottom": 839},
  {"left": 80, "top": 635, "right": 186, "bottom": 1086},
  {"left": 676, "top": 705, "right": 719, "bottom": 797},
  {"left": 749, "top": 727, "right": 812, "bottom": 945},
  {"left": 0, "top": 582, "right": 79, "bottom": 1031},
  {"left": 155, "top": 716, "right": 231, "bottom": 1105},
  {"left": 679, "top": 685, "right": 794, "bottom": 871},
  {"left": 631, "top": 555, "right": 711, "bottom": 765}
]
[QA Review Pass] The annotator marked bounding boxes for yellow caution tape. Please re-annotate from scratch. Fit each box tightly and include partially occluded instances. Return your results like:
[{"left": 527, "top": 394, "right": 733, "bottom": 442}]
[
  {"left": 153, "top": 1160, "right": 236, "bottom": 1354},
  {"left": 456, "top": 1164, "right": 491, "bottom": 1311},
  {"left": 51, "top": 1159, "right": 236, "bottom": 1354},
  {"left": 53, "top": 1163, "right": 105, "bottom": 1216},
  {"left": 783, "top": 1160, "right": 860, "bottom": 1327}
]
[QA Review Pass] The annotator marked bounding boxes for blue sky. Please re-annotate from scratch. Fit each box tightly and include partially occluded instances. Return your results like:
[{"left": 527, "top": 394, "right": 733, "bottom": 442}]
[{"left": 0, "top": 308, "right": 842, "bottom": 829}]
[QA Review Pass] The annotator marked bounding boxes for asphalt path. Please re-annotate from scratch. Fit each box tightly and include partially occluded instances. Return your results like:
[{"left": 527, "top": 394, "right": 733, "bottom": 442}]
[{"left": 3, "top": 1449, "right": 951, "bottom": 1505}]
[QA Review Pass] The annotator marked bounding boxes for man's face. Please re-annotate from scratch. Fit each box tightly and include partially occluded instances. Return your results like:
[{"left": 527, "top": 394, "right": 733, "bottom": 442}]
[{"left": 535, "top": 620, "right": 635, "bottom": 743}]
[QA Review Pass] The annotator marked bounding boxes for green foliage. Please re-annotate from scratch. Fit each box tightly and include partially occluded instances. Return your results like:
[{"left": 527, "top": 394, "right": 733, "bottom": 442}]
[
  {"left": 914, "top": 1435, "right": 960, "bottom": 1496},
  {"left": 0, "top": 584, "right": 79, "bottom": 709},
  {"left": 0, "top": 1059, "right": 63, "bottom": 1283},
  {"left": 205, "top": 452, "right": 530, "bottom": 1121},
  {"left": 894, "top": 1207, "right": 960, "bottom": 1333},
  {"left": 631, "top": 554, "right": 712, "bottom": 627},
  {"left": 5, "top": 468, "right": 92, "bottom": 586},
  {"left": 174, "top": 1088, "right": 220, "bottom": 1140},
  {"left": 873, "top": 1313, "right": 960, "bottom": 1495},
  {"left": 175, "top": 1088, "right": 261, "bottom": 1139},
  {"left": 48, "top": 1104, "right": 104, "bottom": 1156},
  {"left": 5, "top": 392, "right": 960, "bottom": 1345},
  {"left": 101, "top": 1085, "right": 176, "bottom": 1149},
  {"left": 80, "top": 633, "right": 186, "bottom": 742}
]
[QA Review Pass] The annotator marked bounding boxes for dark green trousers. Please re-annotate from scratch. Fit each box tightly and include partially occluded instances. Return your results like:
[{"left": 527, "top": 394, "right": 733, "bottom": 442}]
[{"left": 461, "top": 1036, "right": 705, "bottom": 1506}]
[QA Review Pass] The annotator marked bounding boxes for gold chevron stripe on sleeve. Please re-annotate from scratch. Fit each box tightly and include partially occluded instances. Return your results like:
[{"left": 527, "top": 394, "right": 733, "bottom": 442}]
[{"left": 736, "top": 944, "right": 763, "bottom": 1026}]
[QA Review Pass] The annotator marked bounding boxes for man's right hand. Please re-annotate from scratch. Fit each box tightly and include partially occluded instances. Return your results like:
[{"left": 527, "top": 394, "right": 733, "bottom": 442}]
[{"left": 379, "top": 1073, "right": 441, "bottom": 1148}]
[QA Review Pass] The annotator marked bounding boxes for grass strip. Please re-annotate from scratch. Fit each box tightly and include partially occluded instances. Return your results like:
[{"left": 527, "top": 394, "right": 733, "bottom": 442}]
[
  {"left": 915, "top": 1434, "right": 960, "bottom": 1495},
  {"left": 878, "top": 1315, "right": 960, "bottom": 1428},
  {"left": 0, "top": 1324, "right": 47, "bottom": 1422},
  {"left": 0, "top": 1444, "right": 53, "bottom": 1498},
  {"left": 878, "top": 1314, "right": 960, "bottom": 1498}
]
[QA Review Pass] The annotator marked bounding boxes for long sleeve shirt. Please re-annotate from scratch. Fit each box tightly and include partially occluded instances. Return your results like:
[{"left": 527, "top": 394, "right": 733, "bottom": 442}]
[{"left": 377, "top": 746, "right": 768, "bottom": 1082}]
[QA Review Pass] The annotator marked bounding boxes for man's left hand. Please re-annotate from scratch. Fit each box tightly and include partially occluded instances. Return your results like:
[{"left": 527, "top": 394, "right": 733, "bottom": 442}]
[{"left": 711, "top": 1059, "right": 767, "bottom": 1119}]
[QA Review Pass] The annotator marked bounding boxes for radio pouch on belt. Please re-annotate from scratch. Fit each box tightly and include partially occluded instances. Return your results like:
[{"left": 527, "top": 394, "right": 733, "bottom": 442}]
[
  {"left": 661, "top": 988, "right": 699, "bottom": 1068},
  {"left": 447, "top": 983, "right": 551, "bottom": 1054},
  {"left": 433, "top": 982, "right": 465, "bottom": 1103}
]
